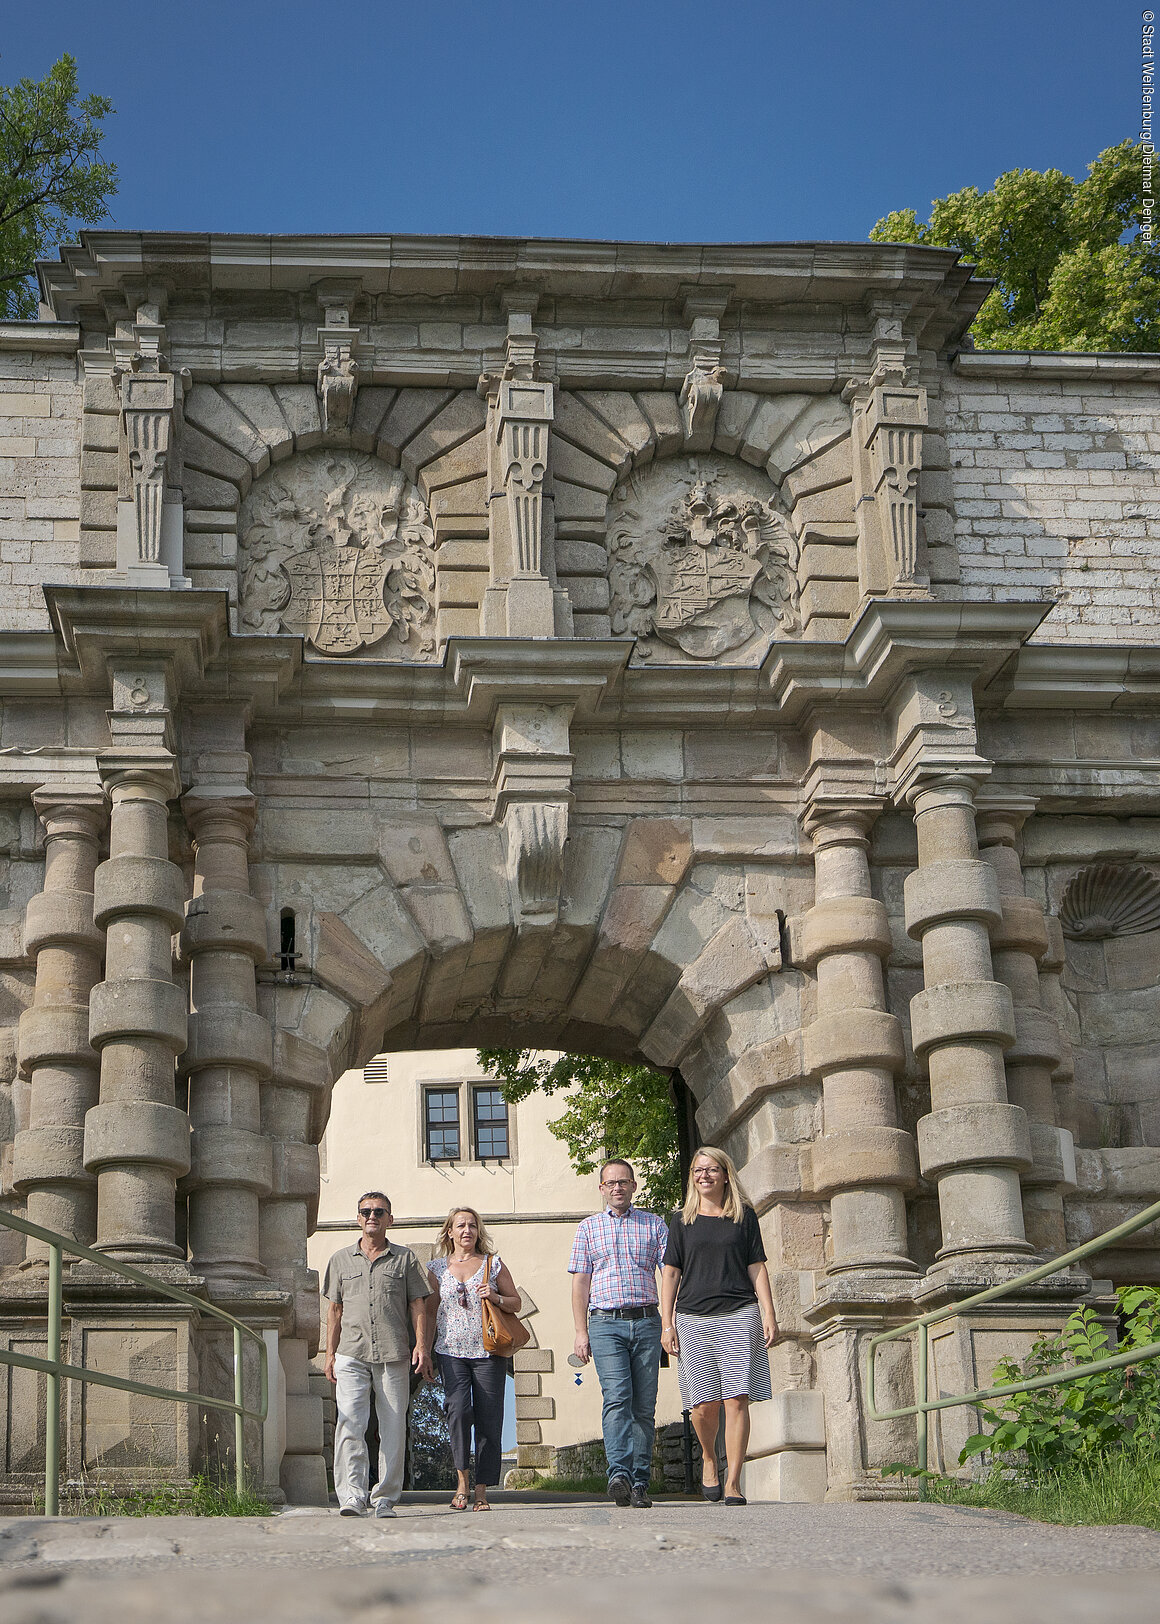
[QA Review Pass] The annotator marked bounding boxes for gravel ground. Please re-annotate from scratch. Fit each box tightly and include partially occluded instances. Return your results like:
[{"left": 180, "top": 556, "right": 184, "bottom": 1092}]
[{"left": 1, "top": 1494, "right": 1157, "bottom": 1623}]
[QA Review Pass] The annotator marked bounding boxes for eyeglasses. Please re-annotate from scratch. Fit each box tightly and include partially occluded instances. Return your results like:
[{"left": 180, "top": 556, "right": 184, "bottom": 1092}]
[
  {"left": 602, "top": 1179, "right": 633, "bottom": 1188},
  {"left": 359, "top": 1207, "right": 387, "bottom": 1218}
]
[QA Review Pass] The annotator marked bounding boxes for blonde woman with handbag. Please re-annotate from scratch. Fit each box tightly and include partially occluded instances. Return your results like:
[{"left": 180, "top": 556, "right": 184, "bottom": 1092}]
[
  {"left": 427, "top": 1206, "right": 520, "bottom": 1511},
  {"left": 660, "top": 1147, "right": 778, "bottom": 1506}
]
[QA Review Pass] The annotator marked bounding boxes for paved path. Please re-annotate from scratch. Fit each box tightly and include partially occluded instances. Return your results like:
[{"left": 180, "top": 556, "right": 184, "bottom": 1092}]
[{"left": 2, "top": 1494, "right": 1158, "bottom": 1622}]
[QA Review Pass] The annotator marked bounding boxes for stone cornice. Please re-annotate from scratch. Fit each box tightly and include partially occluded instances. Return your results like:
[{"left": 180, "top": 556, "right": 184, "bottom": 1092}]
[
  {"left": 983, "top": 644, "right": 1160, "bottom": 709},
  {"left": 954, "top": 349, "right": 1160, "bottom": 383},
  {"left": 37, "top": 232, "right": 988, "bottom": 342},
  {"left": 0, "top": 320, "right": 80, "bottom": 353},
  {"left": 765, "top": 599, "right": 1051, "bottom": 720}
]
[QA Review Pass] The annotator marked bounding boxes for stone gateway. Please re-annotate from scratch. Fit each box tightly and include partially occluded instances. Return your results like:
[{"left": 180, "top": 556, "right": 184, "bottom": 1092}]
[{"left": 0, "top": 232, "right": 1158, "bottom": 1505}]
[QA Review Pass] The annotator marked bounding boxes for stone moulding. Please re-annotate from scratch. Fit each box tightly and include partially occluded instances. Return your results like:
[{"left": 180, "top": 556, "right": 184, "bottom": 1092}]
[{"left": 1059, "top": 863, "right": 1160, "bottom": 940}]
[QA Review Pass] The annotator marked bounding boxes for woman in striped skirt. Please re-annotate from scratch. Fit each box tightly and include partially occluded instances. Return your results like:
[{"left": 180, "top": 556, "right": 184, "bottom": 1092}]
[{"left": 660, "top": 1146, "right": 777, "bottom": 1505}]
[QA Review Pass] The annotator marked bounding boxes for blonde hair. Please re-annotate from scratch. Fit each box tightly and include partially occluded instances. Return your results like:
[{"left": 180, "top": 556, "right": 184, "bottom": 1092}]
[
  {"left": 681, "top": 1145, "right": 748, "bottom": 1225},
  {"left": 435, "top": 1206, "right": 494, "bottom": 1258}
]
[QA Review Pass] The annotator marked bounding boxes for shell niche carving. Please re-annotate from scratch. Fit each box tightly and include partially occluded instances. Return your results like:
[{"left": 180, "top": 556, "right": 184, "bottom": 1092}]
[
  {"left": 1059, "top": 863, "right": 1160, "bottom": 940},
  {"left": 607, "top": 455, "right": 800, "bottom": 664},
  {"left": 237, "top": 450, "right": 436, "bottom": 659}
]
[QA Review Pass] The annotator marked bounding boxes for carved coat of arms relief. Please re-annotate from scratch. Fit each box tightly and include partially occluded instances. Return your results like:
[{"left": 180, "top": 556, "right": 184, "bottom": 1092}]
[
  {"left": 608, "top": 457, "right": 800, "bottom": 662},
  {"left": 237, "top": 451, "right": 437, "bottom": 658}
]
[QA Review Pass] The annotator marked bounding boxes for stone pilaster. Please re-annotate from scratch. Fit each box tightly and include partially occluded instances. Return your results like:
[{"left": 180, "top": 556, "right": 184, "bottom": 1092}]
[
  {"left": 800, "top": 799, "right": 916, "bottom": 1274},
  {"left": 12, "top": 788, "right": 107, "bottom": 1261},
  {"left": 976, "top": 799, "right": 1073, "bottom": 1257},
  {"left": 180, "top": 787, "right": 273, "bottom": 1279},
  {"left": 84, "top": 731, "right": 190, "bottom": 1261},
  {"left": 846, "top": 300, "right": 929, "bottom": 598},
  {"left": 904, "top": 775, "right": 1034, "bottom": 1269},
  {"left": 480, "top": 294, "right": 573, "bottom": 638}
]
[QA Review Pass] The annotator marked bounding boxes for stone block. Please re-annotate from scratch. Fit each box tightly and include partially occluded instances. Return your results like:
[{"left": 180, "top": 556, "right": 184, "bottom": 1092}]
[
  {"left": 904, "top": 860, "right": 1003, "bottom": 938},
  {"left": 514, "top": 1394, "right": 555, "bottom": 1420},
  {"left": 803, "top": 1008, "right": 903, "bottom": 1077},
  {"left": 909, "top": 979, "right": 1016, "bottom": 1055},
  {"left": 513, "top": 1372, "right": 541, "bottom": 1397},
  {"left": 809, "top": 1126, "right": 916, "bottom": 1195},
  {"left": 280, "top": 1451, "right": 329, "bottom": 1505},
  {"left": 284, "top": 1392, "right": 324, "bottom": 1454},
  {"left": 740, "top": 1445, "right": 827, "bottom": 1503},
  {"left": 515, "top": 1420, "right": 542, "bottom": 1445},
  {"left": 917, "top": 1101, "right": 1032, "bottom": 1176},
  {"left": 513, "top": 1347, "right": 553, "bottom": 1372},
  {"left": 746, "top": 1388, "right": 826, "bottom": 1457}
]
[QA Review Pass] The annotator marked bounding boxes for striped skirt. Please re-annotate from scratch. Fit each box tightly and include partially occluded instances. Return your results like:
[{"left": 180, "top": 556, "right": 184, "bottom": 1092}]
[{"left": 674, "top": 1301, "right": 772, "bottom": 1408}]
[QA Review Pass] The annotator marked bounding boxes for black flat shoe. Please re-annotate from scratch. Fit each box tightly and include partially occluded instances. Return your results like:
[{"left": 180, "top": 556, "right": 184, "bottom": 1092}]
[
  {"left": 724, "top": 1495, "right": 747, "bottom": 1506},
  {"left": 702, "top": 1483, "right": 723, "bottom": 1501}
]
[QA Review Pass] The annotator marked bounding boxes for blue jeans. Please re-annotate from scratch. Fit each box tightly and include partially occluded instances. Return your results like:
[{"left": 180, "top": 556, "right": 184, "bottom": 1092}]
[{"left": 587, "top": 1312, "right": 662, "bottom": 1487}]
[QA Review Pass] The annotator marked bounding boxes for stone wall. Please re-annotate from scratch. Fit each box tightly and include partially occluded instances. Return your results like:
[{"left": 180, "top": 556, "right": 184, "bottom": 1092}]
[
  {"left": 946, "top": 357, "right": 1160, "bottom": 641},
  {"left": 0, "top": 332, "right": 82, "bottom": 629}
]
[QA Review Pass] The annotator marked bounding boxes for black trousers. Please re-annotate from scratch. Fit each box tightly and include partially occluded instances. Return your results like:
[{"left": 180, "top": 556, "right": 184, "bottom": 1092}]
[{"left": 439, "top": 1353, "right": 506, "bottom": 1486}]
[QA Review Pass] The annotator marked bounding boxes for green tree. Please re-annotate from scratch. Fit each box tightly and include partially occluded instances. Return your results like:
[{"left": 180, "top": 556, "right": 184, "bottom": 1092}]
[
  {"left": 0, "top": 54, "right": 118, "bottom": 319},
  {"left": 870, "top": 140, "right": 1160, "bottom": 352},
  {"left": 478, "top": 1051, "right": 682, "bottom": 1213}
]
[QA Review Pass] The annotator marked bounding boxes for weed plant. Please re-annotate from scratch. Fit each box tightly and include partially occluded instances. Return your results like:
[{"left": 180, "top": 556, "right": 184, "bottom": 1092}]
[{"left": 883, "top": 1287, "right": 1160, "bottom": 1529}]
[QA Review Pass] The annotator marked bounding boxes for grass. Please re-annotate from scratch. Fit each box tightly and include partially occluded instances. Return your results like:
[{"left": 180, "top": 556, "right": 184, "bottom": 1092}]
[
  {"left": 42, "top": 1472, "right": 272, "bottom": 1517},
  {"left": 919, "top": 1447, "right": 1160, "bottom": 1532}
]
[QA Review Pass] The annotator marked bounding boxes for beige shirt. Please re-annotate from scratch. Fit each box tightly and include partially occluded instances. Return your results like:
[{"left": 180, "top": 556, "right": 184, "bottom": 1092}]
[{"left": 322, "top": 1240, "right": 432, "bottom": 1364}]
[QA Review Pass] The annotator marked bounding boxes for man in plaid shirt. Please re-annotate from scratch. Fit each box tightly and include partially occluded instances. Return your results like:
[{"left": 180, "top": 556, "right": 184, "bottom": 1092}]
[{"left": 569, "top": 1158, "right": 668, "bottom": 1509}]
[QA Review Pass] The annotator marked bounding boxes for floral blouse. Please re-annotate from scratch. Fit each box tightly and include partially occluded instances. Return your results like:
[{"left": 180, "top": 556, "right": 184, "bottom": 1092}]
[{"left": 430, "top": 1254, "right": 500, "bottom": 1359}]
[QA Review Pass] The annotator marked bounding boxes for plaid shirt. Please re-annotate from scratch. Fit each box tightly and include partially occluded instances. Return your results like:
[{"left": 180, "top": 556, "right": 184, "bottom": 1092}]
[{"left": 568, "top": 1206, "right": 669, "bottom": 1309}]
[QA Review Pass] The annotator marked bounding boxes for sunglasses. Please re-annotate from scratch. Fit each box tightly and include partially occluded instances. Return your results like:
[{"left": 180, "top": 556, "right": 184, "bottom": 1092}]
[
  {"left": 359, "top": 1207, "right": 388, "bottom": 1218},
  {"left": 455, "top": 1281, "right": 471, "bottom": 1308}
]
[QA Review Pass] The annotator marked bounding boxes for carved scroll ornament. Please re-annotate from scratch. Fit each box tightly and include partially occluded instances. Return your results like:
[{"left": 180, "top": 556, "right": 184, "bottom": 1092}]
[
  {"left": 608, "top": 456, "right": 800, "bottom": 662},
  {"left": 237, "top": 451, "right": 436, "bottom": 658}
]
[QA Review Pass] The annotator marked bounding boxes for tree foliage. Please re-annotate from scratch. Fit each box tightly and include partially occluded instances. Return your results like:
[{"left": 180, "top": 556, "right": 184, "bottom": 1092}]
[
  {"left": 478, "top": 1050, "right": 681, "bottom": 1213},
  {"left": 870, "top": 141, "right": 1160, "bottom": 352},
  {"left": 407, "top": 1378, "right": 455, "bottom": 1489},
  {"left": 0, "top": 54, "right": 118, "bottom": 319}
]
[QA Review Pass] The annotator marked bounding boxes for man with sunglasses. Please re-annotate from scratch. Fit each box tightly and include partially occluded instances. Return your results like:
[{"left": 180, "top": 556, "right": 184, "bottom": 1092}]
[
  {"left": 569, "top": 1160, "right": 668, "bottom": 1509},
  {"left": 322, "top": 1190, "right": 433, "bottom": 1518}
]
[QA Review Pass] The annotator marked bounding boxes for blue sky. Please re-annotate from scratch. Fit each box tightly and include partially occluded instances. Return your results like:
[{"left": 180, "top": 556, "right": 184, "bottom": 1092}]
[{"left": 5, "top": 1, "right": 1132, "bottom": 244}]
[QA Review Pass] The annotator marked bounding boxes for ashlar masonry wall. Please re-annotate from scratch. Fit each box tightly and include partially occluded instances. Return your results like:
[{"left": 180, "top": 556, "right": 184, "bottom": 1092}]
[
  {"left": 946, "top": 354, "right": 1160, "bottom": 641},
  {"left": 0, "top": 333, "right": 83, "bottom": 631}
]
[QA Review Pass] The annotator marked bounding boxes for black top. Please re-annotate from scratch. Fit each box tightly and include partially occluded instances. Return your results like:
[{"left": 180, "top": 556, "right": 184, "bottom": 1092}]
[{"left": 663, "top": 1206, "right": 766, "bottom": 1317}]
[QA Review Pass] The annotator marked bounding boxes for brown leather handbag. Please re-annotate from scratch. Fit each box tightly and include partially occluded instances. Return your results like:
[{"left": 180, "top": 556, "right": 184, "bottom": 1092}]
[{"left": 480, "top": 1262, "right": 530, "bottom": 1356}]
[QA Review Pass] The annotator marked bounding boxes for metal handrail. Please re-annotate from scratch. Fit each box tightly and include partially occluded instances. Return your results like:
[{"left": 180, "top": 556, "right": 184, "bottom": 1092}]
[
  {"left": 0, "top": 1208, "right": 268, "bottom": 1514},
  {"left": 866, "top": 1195, "right": 1160, "bottom": 1487}
]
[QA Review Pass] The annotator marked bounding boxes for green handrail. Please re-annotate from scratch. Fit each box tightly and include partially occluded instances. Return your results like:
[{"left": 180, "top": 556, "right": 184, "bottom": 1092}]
[
  {"left": 866, "top": 1195, "right": 1160, "bottom": 1491},
  {"left": 0, "top": 1208, "right": 269, "bottom": 1515}
]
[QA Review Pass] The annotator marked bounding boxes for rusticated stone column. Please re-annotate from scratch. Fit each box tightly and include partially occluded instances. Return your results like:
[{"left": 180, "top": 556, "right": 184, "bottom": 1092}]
[
  {"left": 84, "top": 761, "right": 190, "bottom": 1261},
  {"left": 12, "top": 788, "right": 106, "bottom": 1261},
  {"left": 904, "top": 775, "right": 1034, "bottom": 1267},
  {"left": 976, "top": 799, "right": 1072, "bottom": 1257},
  {"left": 180, "top": 787, "right": 273, "bottom": 1279},
  {"left": 800, "top": 800, "right": 917, "bottom": 1274}
]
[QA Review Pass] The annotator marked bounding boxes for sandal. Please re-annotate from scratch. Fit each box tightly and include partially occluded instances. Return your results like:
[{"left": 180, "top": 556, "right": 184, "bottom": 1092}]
[
  {"left": 472, "top": 1499, "right": 491, "bottom": 1511},
  {"left": 449, "top": 1492, "right": 469, "bottom": 1511}
]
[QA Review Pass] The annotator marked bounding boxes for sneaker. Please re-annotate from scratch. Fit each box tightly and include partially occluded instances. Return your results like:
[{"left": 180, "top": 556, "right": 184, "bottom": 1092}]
[
  {"left": 629, "top": 1484, "right": 652, "bottom": 1509},
  {"left": 339, "top": 1503, "right": 367, "bottom": 1517},
  {"left": 607, "top": 1475, "right": 631, "bottom": 1507},
  {"left": 374, "top": 1502, "right": 397, "bottom": 1518}
]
